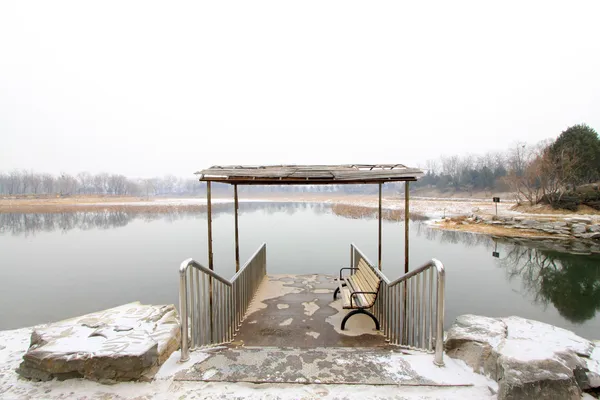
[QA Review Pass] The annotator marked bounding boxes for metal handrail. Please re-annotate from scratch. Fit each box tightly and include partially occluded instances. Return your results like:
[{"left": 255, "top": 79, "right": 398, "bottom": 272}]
[
  {"left": 350, "top": 243, "right": 445, "bottom": 366},
  {"left": 179, "top": 243, "right": 267, "bottom": 362},
  {"left": 180, "top": 259, "right": 233, "bottom": 286},
  {"left": 230, "top": 243, "right": 266, "bottom": 283}
]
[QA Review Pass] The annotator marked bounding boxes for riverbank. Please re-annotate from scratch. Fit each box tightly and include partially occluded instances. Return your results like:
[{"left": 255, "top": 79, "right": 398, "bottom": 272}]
[
  {"left": 0, "top": 193, "right": 511, "bottom": 216},
  {"left": 3, "top": 194, "right": 600, "bottom": 243}
]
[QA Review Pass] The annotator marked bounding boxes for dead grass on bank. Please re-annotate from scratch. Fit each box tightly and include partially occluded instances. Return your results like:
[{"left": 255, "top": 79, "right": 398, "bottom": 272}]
[
  {"left": 331, "top": 204, "right": 428, "bottom": 221},
  {"left": 510, "top": 203, "right": 600, "bottom": 216},
  {"left": 0, "top": 203, "right": 210, "bottom": 214},
  {"left": 0, "top": 194, "right": 145, "bottom": 204}
]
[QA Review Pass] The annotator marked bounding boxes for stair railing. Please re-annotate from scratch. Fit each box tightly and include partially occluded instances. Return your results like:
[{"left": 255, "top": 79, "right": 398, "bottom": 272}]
[
  {"left": 179, "top": 243, "right": 266, "bottom": 361},
  {"left": 351, "top": 243, "right": 445, "bottom": 366}
]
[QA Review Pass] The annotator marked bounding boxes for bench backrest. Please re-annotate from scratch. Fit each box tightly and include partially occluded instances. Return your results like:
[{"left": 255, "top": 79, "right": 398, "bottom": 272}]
[{"left": 353, "top": 258, "right": 382, "bottom": 307}]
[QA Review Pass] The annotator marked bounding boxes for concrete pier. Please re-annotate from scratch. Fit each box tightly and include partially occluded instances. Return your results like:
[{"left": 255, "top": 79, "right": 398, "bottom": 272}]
[{"left": 234, "top": 274, "right": 387, "bottom": 348}]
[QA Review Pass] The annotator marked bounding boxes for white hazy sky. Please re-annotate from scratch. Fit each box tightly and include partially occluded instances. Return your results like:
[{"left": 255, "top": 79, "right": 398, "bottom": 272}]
[{"left": 1, "top": 1, "right": 599, "bottom": 178}]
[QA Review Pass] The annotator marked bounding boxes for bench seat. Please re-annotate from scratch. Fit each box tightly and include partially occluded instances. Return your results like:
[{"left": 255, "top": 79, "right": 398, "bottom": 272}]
[{"left": 334, "top": 258, "right": 382, "bottom": 330}]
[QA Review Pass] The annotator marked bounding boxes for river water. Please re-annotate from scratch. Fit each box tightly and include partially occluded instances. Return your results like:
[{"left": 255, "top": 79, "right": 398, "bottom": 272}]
[{"left": 1, "top": 202, "right": 599, "bottom": 339}]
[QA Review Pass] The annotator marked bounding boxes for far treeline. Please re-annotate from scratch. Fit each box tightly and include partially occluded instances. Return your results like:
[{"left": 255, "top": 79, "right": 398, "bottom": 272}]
[
  {"left": 415, "top": 124, "right": 600, "bottom": 210},
  {"left": 0, "top": 170, "right": 404, "bottom": 197},
  {"left": 0, "top": 172, "right": 203, "bottom": 197}
]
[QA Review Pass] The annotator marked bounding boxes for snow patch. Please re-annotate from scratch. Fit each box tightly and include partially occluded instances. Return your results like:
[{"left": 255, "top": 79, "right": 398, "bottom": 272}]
[
  {"left": 305, "top": 331, "right": 320, "bottom": 339},
  {"left": 498, "top": 339, "right": 557, "bottom": 362},
  {"left": 202, "top": 368, "right": 218, "bottom": 380},
  {"left": 245, "top": 277, "right": 302, "bottom": 316},
  {"left": 279, "top": 318, "right": 293, "bottom": 326},
  {"left": 503, "top": 316, "right": 593, "bottom": 357},
  {"left": 409, "top": 355, "right": 497, "bottom": 387},
  {"left": 302, "top": 299, "right": 319, "bottom": 316},
  {"left": 325, "top": 300, "right": 382, "bottom": 337},
  {"left": 155, "top": 350, "right": 210, "bottom": 379}
]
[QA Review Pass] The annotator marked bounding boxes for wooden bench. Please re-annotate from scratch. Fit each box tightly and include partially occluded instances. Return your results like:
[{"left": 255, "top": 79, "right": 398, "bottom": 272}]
[{"left": 333, "top": 258, "right": 382, "bottom": 331}]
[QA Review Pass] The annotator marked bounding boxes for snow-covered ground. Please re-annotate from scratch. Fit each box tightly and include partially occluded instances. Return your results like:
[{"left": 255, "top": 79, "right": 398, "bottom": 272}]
[{"left": 0, "top": 326, "right": 497, "bottom": 399}]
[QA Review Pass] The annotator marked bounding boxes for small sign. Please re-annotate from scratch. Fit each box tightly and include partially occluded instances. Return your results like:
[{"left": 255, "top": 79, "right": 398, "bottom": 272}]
[
  {"left": 493, "top": 197, "right": 500, "bottom": 203},
  {"left": 492, "top": 251, "right": 500, "bottom": 258}
]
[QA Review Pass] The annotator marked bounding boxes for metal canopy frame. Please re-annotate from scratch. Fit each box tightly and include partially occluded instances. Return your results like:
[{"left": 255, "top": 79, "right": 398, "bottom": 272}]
[{"left": 197, "top": 164, "right": 423, "bottom": 275}]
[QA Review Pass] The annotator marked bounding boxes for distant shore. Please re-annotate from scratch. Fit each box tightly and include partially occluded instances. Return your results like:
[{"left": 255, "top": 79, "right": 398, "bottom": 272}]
[
  {"left": 2, "top": 194, "right": 600, "bottom": 241},
  {"left": 0, "top": 193, "right": 509, "bottom": 215}
]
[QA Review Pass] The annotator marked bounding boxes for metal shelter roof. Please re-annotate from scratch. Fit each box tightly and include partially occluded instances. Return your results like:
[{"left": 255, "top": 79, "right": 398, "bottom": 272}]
[{"left": 196, "top": 164, "right": 423, "bottom": 185}]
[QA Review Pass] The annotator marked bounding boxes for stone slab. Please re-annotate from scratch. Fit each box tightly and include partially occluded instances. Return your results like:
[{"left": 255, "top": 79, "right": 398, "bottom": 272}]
[{"left": 17, "top": 302, "right": 180, "bottom": 382}]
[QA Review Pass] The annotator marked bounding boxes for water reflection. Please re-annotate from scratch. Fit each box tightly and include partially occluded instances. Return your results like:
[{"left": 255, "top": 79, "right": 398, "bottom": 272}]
[
  {"left": 415, "top": 223, "right": 495, "bottom": 248},
  {"left": 497, "top": 238, "right": 600, "bottom": 324},
  {"left": 3, "top": 203, "right": 600, "bottom": 327},
  {"left": 0, "top": 202, "right": 333, "bottom": 236},
  {"left": 417, "top": 226, "right": 600, "bottom": 324}
]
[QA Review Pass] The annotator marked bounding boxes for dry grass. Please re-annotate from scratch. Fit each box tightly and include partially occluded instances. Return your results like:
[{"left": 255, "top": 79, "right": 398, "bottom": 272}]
[
  {"left": 0, "top": 203, "right": 209, "bottom": 214},
  {"left": 331, "top": 204, "right": 428, "bottom": 221},
  {"left": 1, "top": 194, "right": 144, "bottom": 203},
  {"left": 511, "top": 203, "right": 600, "bottom": 216}
]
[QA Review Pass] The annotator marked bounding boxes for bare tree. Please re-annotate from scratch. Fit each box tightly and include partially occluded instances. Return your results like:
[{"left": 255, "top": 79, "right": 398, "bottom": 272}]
[
  {"left": 57, "top": 173, "right": 78, "bottom": 195},
  {"left": 42, "top": 173, "right": 55, "bottom": 194},
  {"left": 93, "top": 173, "right": 109, "bottom": 194},
  {"left": 424, "top": 159, "right": 440, "bottom": 175},
  {"left": 29, "top": 172, "right": 42, "bottom": 194},
  {"left": 8, "top": 170, "right": 21, "bottom": 195},
  {"left": 504, "top": 141, "right": 551, "bottom": 205},
  {"left": 77, "top": 172, "right": 93, "bottom": 194}
]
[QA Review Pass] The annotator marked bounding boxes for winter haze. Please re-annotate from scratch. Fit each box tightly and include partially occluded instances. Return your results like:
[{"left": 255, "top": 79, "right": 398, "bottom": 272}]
[{"left": 1, "top": 1, "right": 599, "bottom": 178}]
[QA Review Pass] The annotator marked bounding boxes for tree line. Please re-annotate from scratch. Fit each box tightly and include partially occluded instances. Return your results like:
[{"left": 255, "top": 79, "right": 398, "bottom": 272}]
[
  {"left": 415, "top": 124, "right": 600, "bottom": 208},
  {"left": 0, "top": 170, "right": 405, "bottom": 197},
  {"left": 0, "top": 171, "right": 204, "bottom": 197}
]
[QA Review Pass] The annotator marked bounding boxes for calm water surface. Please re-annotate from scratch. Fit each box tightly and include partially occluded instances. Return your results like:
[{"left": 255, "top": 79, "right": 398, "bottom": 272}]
[{"left": 1, "top": 202, "right": 599, "bottom": 339}]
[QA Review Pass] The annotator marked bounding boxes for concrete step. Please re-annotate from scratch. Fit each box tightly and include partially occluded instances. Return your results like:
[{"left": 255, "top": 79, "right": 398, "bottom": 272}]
[
  {"left": 169, "top": 381, "right": 497, "bottom": 399},
  {"left": 174, "top": 346, "right": 496, "bottom": 390}
]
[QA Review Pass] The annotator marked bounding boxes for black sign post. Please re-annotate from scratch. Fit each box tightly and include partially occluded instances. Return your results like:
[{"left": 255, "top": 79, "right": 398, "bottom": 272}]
[{"left": 493, "top": 197, "right": 500, "bottom": 216}]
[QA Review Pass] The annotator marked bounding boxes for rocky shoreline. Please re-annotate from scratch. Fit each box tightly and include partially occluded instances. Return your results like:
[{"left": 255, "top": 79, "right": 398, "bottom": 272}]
[
  {"left": 480, "top": 215, "right": 600, "bottom": 239},
  {"left": 437, "top": 214, "right": 600, "bottom": 253}
]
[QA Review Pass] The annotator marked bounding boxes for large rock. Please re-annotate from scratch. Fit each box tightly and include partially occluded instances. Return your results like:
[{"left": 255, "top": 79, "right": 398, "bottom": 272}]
[
  {"left": 572, "top": 224, "right": 588, "bottom": 234},
  {"left": 445, "top": 315, "right": 505, "bottom": 379},
  {"left": 17, "top": 302, "right": 180, "bottom": 383},
  {"left": 496, "top": 349, "right": 581, "bottom": 400},
  {"left": 445, "top": 315, "right": 599, "bottom": 400}
]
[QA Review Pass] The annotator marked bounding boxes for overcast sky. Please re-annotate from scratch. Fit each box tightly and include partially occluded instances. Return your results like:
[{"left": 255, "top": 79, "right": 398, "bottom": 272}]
[{"left": 1, "top": 1, "right": 599, "bottom": 178}]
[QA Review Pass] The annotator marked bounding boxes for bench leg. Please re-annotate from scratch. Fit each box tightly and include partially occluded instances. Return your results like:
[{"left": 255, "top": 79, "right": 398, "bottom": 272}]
[
  {"left": 341, "top": 309, "right": 380, "bottom": 331},
  {"left": 333, "top": 283, "right": 346, "bottom": 300}
]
